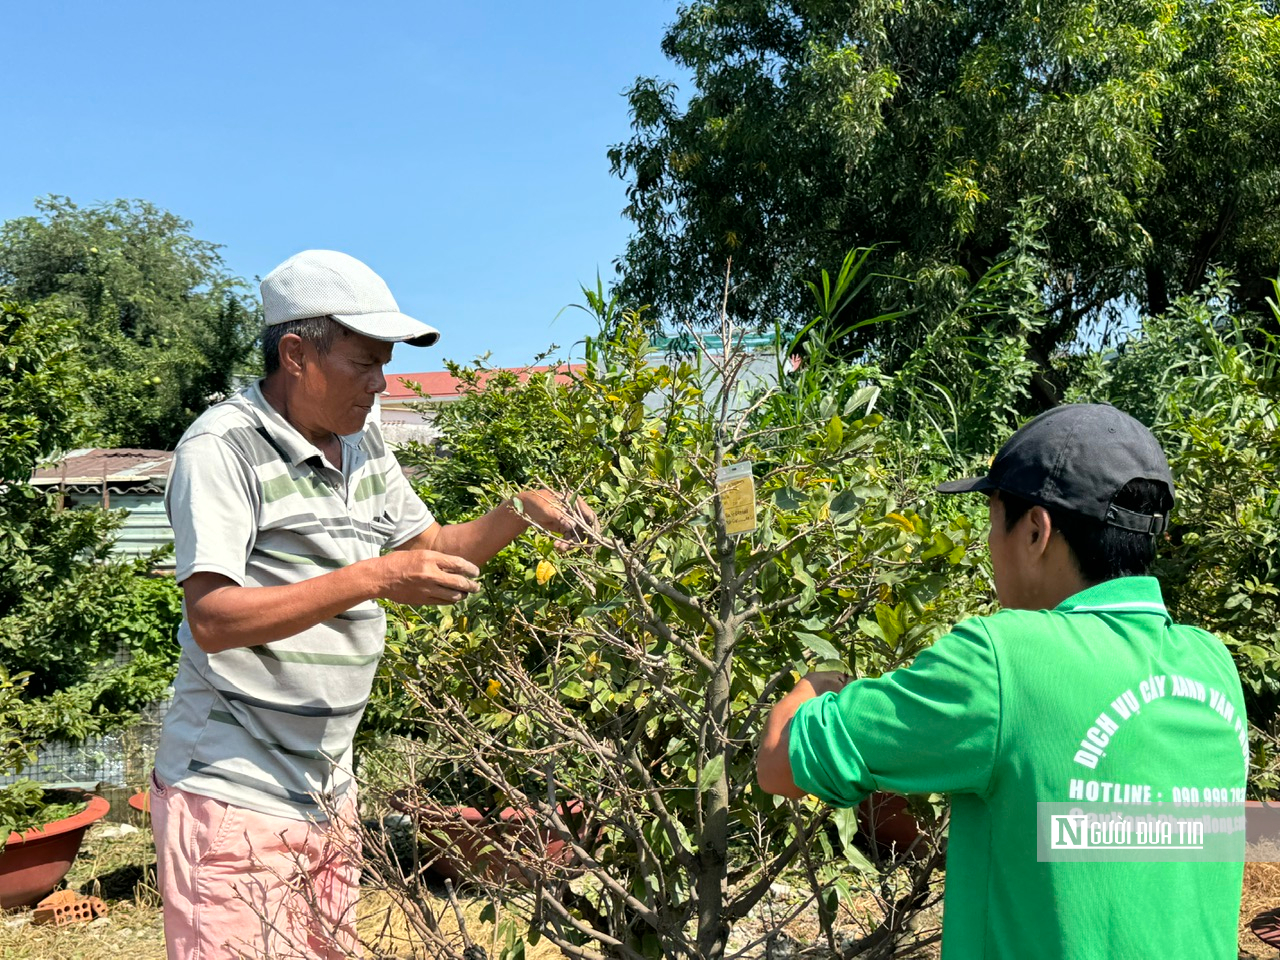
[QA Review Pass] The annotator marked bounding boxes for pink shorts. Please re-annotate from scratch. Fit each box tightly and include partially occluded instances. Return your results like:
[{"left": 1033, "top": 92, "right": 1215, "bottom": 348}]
[{"left": 150, "top": 771, "right": 361, "bottom": 960}]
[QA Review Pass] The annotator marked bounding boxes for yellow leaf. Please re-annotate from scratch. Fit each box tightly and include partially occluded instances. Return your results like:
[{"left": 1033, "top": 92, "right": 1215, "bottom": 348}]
[
  {"left": 536, "top": 559, "right": 557, "bottom": 585},
  {"left": 885, "top": 512, "right": 916, "bottom": 532}
]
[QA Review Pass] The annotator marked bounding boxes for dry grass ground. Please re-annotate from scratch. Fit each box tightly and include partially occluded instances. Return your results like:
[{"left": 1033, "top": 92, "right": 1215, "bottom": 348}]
[
  {"left": 0, "top": 820, "right": 165, "bottom": 960},
  {"left": 0, "top": 820, "right": 566, "bottom": 960},
  {"left": 1240, "top": 862, "right": 1280, "bottom": 960},
  {"left": 3, "top": 821, "right": 1279, "bottom": 958}
]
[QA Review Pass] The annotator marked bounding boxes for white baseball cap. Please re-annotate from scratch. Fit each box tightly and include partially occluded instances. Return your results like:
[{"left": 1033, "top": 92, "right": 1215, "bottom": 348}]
[{"left": 260, "top": 250, "right": 440, "bottom": 347}]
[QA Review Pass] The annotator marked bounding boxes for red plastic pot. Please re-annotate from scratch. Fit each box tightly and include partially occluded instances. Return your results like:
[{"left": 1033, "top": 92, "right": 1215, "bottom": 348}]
[
  {"left": 0, "top": 793, "right": 110, "bottom": 909},
  {"left": 390, "top": 792, "right": 589, "bottom": 885}
]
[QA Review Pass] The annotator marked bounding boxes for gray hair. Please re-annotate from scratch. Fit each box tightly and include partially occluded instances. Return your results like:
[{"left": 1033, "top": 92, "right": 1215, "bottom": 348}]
[{"left": 262, "top": 316, "right": 344, "bottom": 376}]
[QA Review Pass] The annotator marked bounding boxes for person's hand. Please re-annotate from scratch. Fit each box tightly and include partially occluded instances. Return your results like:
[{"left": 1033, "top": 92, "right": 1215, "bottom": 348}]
[
  {"left": 515, "top": 490, "right": 599, "bottom": 553},
  {"left": 803, "top": 670, "right": 851, "bottom": 696},
  {"left": 375, "top": 550, "right": 481, "bottom": 605}
]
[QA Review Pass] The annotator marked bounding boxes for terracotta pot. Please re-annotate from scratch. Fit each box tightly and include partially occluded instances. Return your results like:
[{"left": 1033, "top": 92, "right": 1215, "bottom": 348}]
[
  {"left": 856, "top": 791, "right": 923, "bottom": 852},
  {"left": 0, "top": 792, "right": 110, "bottom": 909},
  {"left": 390, "top": 792, "right": 589, "bottom": 885}
]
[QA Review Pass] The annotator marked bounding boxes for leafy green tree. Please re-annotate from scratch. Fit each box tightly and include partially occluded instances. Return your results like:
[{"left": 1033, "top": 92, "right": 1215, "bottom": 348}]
[
  {"left": 0, "top": 195, "right": 259, "bottom": 447},
  {"left": 611, "top": 0, "right": 1280, "bottom": 393},
  {"left": 393, "top": 356, "right": 600, "bottom": 523},
  {"left": 1070, "top": 276, "right": 1280, "bottom": 726},
  {"left": 0, "top": 299, "right": 181, "bottom": 739},
  {"left": 363, "top": 293, "right": 984, "bottom": 958}
]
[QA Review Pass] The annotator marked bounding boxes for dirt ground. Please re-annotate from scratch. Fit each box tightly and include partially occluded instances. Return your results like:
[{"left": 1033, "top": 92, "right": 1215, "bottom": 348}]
[
  {"left": 0, "top": 819, "right": 563, "bottom": 960},
  {"left": 3, "top": 821, "right": 1279, "bottom": 959}
]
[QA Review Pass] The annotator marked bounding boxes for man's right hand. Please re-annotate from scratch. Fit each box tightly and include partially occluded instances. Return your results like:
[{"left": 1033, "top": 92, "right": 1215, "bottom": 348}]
[
  {"left": 375, "top": 549, "right": 481, "bottom": 605},
  {"left": 182, "top": 551, "right": 481, "bottom": 653}
]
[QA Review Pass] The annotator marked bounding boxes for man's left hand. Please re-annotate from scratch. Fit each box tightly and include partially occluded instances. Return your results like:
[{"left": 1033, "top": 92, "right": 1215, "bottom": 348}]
[{"left": 516, "top": 490, "right": 599, "bottom": 552}]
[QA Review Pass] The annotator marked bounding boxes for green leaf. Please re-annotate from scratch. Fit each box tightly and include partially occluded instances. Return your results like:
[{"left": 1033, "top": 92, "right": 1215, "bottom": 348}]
[
  {"left": 830, "top": 489, "right": 863, "bottom": 518},
  {"left": 826, "top": 414, "right": 845, "bottom": 451},
  {"left": 796, "top": 632, "right": 842, "bottom": 661},
  {"left": 774, "top": 487, "right": 805, "bottom": 512},
  {"left": 858, "top": 616, "right": 886, "bottom": 642},
  {"left": 559, "top": 680, "right": 588, "bottom": 699},
  {"left": 698, "top": 754, "right": 725, "bottom": 793},
  {"left": 832, "top": 807, "right": 876, "bottom": 871},
  {"left": 920, "top": 530, "right": 956, "bottom": 560}
]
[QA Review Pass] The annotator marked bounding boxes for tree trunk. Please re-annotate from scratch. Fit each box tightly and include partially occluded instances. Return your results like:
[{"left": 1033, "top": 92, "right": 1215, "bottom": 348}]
[
  {"left": 1183, "top": 201, "right": 1238, "bottom": 296},
  {"left": 696, "top": 474, "right": 739, "bottom": 960},
  {"left": 695, "top": 622, "right": 732, "bottom": 960},
  {"left": 1145, "top": 262, "right": 1169, "bottom": 318}
]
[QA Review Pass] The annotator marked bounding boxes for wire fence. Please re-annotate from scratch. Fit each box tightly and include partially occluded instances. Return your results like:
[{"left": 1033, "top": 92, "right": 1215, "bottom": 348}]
[{"left": 8, "top": 696, "right": 171, "bottom": 791}]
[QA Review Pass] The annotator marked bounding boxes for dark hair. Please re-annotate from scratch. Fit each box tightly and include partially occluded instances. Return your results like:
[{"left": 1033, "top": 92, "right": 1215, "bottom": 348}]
[
  {"left": 999, "top": 479, "right": 1173, "bottom": 584},
  {"left": 262, "top": 316, "right": 344, "bottom": 376}
]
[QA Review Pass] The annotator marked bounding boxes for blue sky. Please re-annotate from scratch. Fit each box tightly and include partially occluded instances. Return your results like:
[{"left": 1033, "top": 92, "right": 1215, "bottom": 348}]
[{"left": 2, "top": 2, "right": 686, "bottom": 374}]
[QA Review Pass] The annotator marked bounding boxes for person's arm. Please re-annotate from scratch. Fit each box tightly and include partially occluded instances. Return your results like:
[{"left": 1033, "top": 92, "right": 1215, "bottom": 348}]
[
  {"left": 171, "top": 432, "right": 483, "bottom": 654},
  {"left": 397, "top": 490, "right": 597, "bottom": 567},
  {"left": 758, "top": 671, "right": 850, "bottom": 797},
  {"left": 186, "top": 488, "right": 596, "bottom": 653},
  {"left": 184, "top": 548, "right": 481, "bottom": 653},
  {"left": 756, "top": 621, "right": 1002, "bottom": 808}
]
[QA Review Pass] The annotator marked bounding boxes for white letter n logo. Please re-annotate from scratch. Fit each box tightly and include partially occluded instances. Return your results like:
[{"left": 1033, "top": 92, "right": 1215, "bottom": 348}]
[{"left": 1051, "top": 815, "right": 1088, "bottom": 849}]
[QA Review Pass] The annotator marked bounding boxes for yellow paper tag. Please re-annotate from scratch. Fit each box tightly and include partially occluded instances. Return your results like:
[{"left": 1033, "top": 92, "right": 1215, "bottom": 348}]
[{"left": 716, "top": 461, "right": 757, "bottom": 536}]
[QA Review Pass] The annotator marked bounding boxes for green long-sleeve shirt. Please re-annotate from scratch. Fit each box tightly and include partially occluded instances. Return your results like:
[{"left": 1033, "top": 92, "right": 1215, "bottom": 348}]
[{"left": 789, "top": 577, "right": 1246, "bottom": 959}]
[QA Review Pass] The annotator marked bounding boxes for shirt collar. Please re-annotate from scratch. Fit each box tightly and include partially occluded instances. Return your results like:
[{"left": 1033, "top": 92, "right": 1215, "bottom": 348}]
[
  {"left": 1054, "top": 576, "right": 1172, "bottom": 623},
  {"left": 243, "top": 380, "right": 368, "bottom": 469}
]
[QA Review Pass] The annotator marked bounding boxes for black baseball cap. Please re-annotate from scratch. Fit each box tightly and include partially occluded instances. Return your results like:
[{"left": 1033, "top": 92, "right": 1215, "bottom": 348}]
[{"left": 937, "top": 404, "right": 1174, "bottom": 535}]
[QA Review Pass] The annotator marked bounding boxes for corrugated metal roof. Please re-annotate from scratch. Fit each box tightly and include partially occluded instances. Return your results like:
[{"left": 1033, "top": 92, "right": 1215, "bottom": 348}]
[{"left": 31, "top": 449, "right": 175, "bottom": 487}]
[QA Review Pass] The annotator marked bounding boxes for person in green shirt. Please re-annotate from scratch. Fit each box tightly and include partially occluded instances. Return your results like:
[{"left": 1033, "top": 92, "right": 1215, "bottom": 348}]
[{"left": 756, "top": 403, "right": 1247, "bottom": 959}]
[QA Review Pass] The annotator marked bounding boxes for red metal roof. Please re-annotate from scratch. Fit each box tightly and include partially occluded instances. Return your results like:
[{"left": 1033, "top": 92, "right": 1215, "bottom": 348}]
[
  {"left": 31, "top": 448, "right": 175, "bottom": 485},
  {"left": 383, "top": 364, "right": 588, "bottom": 402}
]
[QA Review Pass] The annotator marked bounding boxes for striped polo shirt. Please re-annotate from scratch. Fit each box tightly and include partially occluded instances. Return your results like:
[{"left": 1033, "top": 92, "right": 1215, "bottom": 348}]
[{"left": 155, "top": 381, "right": 433, "bottom": 820}]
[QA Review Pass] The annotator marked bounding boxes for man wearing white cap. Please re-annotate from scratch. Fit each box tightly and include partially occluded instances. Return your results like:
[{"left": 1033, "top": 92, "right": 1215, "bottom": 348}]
[{"left": 150, "top": 250, "right": 593, "bottom": 959}]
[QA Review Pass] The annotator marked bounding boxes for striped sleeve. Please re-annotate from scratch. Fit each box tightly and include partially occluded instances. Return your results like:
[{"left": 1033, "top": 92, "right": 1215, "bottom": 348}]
[
  {"left": 382, "top": 458, "right": 434, "bottom": 548},
  {"left": 166, "top": 433, "right": 259, "bottom": 585}
]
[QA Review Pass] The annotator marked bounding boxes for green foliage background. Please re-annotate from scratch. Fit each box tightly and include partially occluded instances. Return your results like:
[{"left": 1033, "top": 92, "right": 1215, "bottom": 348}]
[
  {"left": 612, "top": 0, "right": 1280, "bottom": 403},
  {"left": 0, "top": 196, "right": 260, "bottom": 448},
  {"left": 0, "top": 300, "right": 182, "bottom": 752}
]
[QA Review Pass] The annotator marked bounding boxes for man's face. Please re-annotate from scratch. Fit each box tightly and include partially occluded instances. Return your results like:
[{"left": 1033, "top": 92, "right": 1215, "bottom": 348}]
[
  {"left": 300, "top": 329, "right": 392, "bottom": 436},
  {"left": 987, "top": 492, "right": 1025, "bottom": 609}
]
